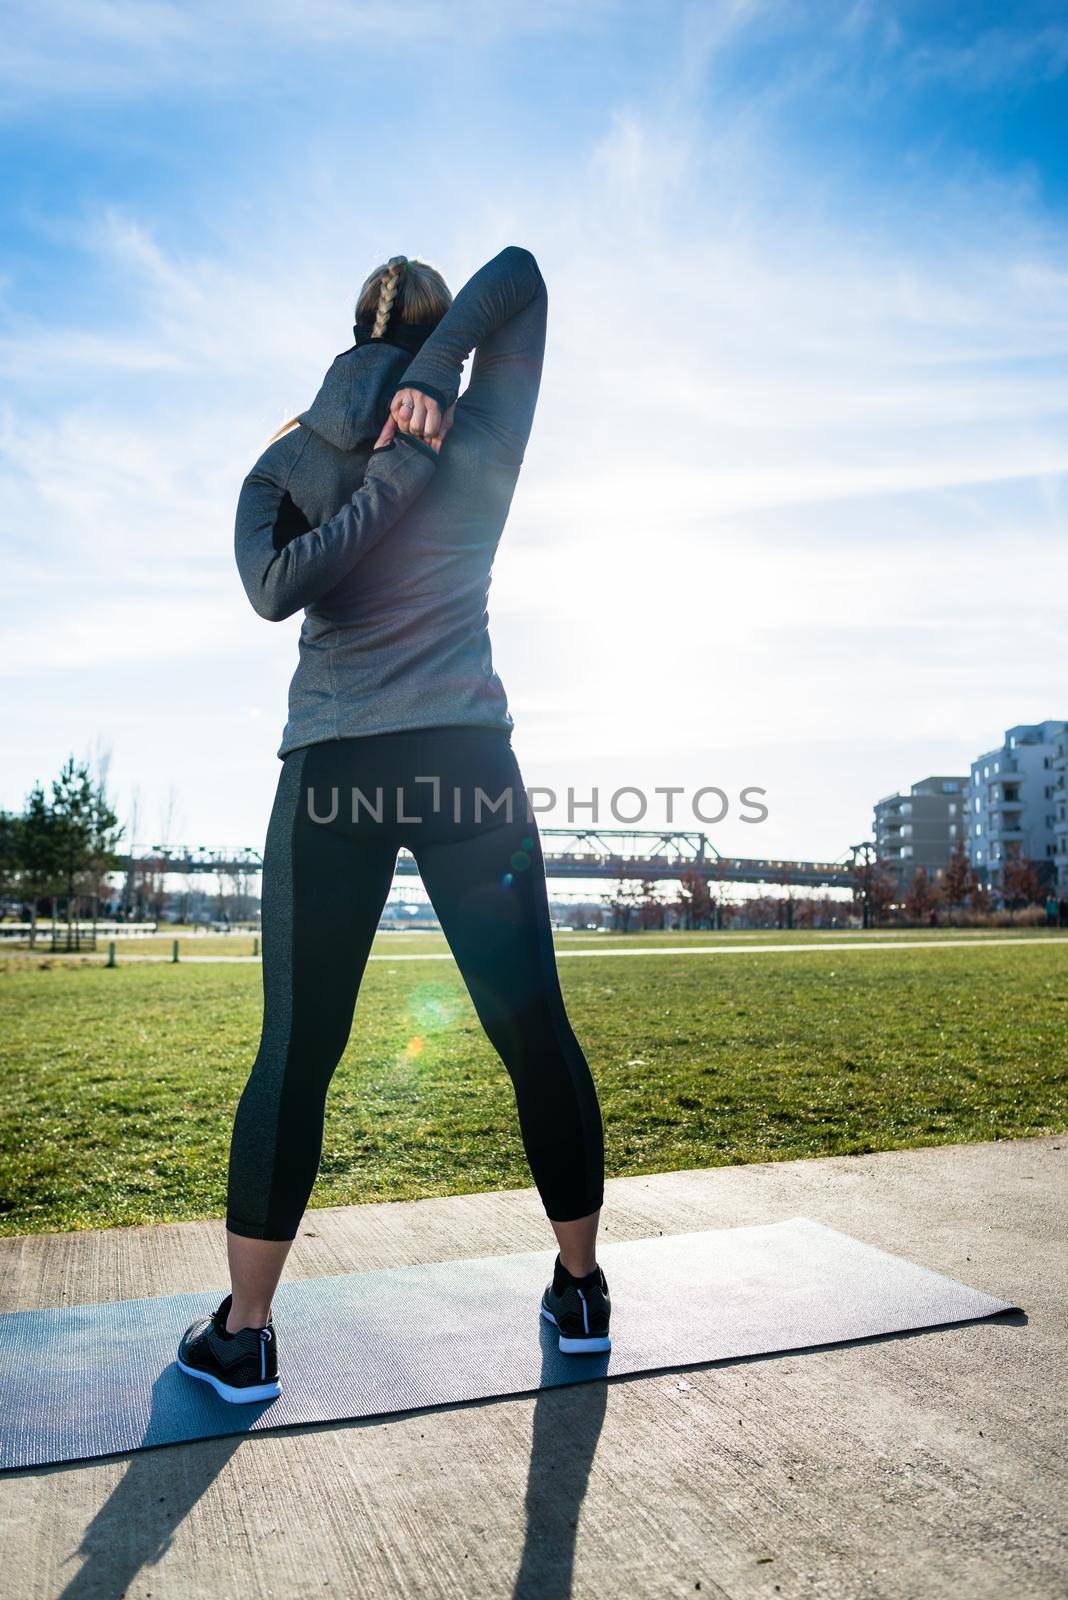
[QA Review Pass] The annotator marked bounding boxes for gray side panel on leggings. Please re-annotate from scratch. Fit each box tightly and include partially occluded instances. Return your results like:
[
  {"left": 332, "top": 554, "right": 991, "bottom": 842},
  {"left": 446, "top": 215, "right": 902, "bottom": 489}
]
[
  {"left": 0, "top": 1219, "right": 1017, "bottom": 1470},
  {"left": 225, "top": 748, "right": 306, "bottom": 1235}
]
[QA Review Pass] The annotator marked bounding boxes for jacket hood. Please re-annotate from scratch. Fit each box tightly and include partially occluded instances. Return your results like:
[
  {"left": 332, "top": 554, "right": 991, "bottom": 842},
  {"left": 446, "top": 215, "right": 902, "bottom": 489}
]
[{"left": 298, "top": 341, "right": 412, "bottom": 453}]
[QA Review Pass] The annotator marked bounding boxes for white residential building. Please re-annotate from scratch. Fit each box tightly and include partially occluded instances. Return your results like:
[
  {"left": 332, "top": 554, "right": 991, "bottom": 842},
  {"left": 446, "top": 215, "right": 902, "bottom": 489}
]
[{"left": 967, "top": 720, "right": 1067, "bottom": 896}]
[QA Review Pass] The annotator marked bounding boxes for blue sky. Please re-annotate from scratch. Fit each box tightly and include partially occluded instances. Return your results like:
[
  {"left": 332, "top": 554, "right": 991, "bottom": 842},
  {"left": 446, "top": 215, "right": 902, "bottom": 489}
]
[{"left": 2, "top": 0, "right": 1066, "bottom": 862}]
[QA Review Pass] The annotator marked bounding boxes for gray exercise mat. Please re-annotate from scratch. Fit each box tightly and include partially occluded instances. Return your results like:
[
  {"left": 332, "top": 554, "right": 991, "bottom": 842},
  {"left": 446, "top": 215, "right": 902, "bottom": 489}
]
[{"left": 0, "top": 1217, "right": 1017, "bottom": 1470}]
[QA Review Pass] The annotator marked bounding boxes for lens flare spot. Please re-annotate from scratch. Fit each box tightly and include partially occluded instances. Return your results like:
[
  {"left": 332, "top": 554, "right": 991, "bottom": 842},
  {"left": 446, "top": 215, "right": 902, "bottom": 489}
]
[
  {"left": 521, "top": 835, "right": 534, "bottom": 851},
  {"left": 406, "top": 983, "right": 460, "bottom": 1032},
  {"left": 406, "top": 1036, "right": 425, "bottom": 1058},
  {"left": 501, "top": 872, "right": 514, "bottom": 889},
  {"left": 510, "top": 850, "right": 531, "bottom": 872}
]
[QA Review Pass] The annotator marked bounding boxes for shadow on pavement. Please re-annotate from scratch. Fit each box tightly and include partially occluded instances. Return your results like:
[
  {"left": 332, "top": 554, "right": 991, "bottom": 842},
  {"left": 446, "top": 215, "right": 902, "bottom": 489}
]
[
  {"left": 55, "top": 1364, "right": 272, "bottom": 1600},
  {"left": 511, "top": 1315, "right": 609, "bottom": 1600}
]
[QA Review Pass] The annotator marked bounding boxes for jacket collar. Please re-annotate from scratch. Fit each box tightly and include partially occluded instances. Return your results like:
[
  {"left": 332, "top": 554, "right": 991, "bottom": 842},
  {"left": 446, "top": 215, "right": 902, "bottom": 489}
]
[{"left": 353, "top": 319, "right": 435, "bottom": 358}]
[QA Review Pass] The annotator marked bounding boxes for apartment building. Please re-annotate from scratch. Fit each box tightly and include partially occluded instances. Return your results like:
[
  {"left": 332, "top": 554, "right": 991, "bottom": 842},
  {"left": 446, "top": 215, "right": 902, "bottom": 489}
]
[
  {"left": 874, "top": 775, "right": 968, "bottom": 886},
  {"left": 1054, "top": 729, "right": 1067, "bottom": 892},
  {"left": 967, "top": 720, "right": 1068, "bottom": 893}
]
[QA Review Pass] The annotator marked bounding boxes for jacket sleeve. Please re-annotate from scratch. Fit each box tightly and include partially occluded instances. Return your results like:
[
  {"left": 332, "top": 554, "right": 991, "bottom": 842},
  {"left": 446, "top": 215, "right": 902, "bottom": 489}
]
[
  {"left": 234, "top": 435, "right": 437, "bottom": 622},
  {"left": 393, "top": 245, "right": 547, "bottom": 464}
]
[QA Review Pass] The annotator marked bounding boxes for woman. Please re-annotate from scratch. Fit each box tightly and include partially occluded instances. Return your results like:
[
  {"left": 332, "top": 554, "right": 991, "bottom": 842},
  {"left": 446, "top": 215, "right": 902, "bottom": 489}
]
[{"left": 177, "top": 247, "right": 610, "bottom": 1403}]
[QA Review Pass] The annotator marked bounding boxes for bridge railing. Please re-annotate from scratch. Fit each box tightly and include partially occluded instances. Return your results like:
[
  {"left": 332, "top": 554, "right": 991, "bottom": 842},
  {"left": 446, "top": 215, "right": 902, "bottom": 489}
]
[{"left": 119, "top": 833, "right": 856, "bottom": 889}]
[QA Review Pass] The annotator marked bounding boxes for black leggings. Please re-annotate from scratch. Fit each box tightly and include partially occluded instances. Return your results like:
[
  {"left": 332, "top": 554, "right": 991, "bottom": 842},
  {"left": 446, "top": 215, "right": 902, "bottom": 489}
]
[{"left": 226, "top": 727, "right": 605, "bottom": 1240}]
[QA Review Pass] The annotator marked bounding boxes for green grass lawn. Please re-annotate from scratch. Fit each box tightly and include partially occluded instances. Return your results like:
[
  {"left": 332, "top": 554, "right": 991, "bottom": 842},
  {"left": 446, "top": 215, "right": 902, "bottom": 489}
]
[{"left": 1, "top": 936, "right": 1065, "bottom": 1235}]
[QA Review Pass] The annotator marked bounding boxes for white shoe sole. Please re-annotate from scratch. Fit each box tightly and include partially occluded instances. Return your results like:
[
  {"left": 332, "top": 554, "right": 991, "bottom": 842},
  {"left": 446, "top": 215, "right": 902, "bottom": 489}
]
[
  {"left": 177, "top": 1355, "right": 281, "bottom": 1404},
  {"left": 540, "top": 1304, "right": 612, "bottom": 1354}
]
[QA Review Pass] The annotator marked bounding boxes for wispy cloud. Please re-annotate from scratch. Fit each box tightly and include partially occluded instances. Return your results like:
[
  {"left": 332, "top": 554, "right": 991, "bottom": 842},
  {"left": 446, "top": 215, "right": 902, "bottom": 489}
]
[
  {"left": 903, "top": 21, "right": 1068, "bottom": 90},
  {"left": 0, "top": 0, "right": 616, "bottom": 106}
]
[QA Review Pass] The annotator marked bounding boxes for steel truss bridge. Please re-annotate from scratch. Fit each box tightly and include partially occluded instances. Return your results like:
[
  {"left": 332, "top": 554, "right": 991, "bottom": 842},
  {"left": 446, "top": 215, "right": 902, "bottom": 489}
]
[{"left": 125, "top": 830, "right": 855, "bottom": 892}]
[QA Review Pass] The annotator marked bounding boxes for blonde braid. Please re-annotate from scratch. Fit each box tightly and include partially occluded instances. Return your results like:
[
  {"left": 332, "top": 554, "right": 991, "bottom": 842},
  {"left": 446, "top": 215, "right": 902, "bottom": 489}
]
[{"left": 371, "top": 255, "right": 408, "bottom": 338}]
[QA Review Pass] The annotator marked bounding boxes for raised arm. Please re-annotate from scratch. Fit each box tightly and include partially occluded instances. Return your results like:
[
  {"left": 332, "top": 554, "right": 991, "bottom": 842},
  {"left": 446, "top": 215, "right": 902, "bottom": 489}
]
[
  {"left": 235, "top": 435, "right": 437, "bottom": 622},
  {"left": 392, "top": 245, "right": 548, "bottom": 463}
]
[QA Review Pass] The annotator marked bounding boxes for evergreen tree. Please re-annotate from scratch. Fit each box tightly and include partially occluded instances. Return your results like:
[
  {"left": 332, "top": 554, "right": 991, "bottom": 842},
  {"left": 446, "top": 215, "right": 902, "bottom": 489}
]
[
  {"left": 18, "top": 783, "right": 60, "bottom": 947},
  {"left": 48, "top": 757, "right": 124, "bottom": 938},
  {"left": 50, "top": 758, "right": 94, "bottom": 934},
  {"left": 0, "top": 811, "right": 18, "bottom": 904}
]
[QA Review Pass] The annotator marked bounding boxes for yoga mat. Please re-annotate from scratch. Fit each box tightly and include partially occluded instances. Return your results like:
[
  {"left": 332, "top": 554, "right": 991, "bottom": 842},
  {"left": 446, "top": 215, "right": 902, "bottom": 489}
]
[{"left": 0, "top": 1218, "right": 1017, "bottom": 1471}]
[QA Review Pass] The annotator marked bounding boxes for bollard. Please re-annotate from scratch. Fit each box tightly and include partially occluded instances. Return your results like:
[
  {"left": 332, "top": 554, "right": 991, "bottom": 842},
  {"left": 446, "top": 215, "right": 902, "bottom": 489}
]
[
  {"left": 172, "top": 938, "right": 180, "bottom": 964},
  {"left": 252, "top": 936, "right": 260, "bottom": 957},
  {"left": 106, "top": 940, "right": 117, "bottom": 969}
]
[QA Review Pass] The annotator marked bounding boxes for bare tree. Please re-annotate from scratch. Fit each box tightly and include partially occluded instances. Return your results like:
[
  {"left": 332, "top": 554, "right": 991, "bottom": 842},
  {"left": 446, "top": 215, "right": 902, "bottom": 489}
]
[
  {"left": 676, "top": 869, "right": 712, "bottom": 930},
  {"left": 851, "top": 844, "right": 897, "bottom": 928},
  {"left": 969, "top": 877, "right": 992, "bottom": 915},
  {"left": 904, "top": 867, "right": 942, "bottom": 925},
  {"left": 121, "top": 785, "right": 141, "bottom": 920},
  {"left": 84, "top": 744, "right": 123, "bottom": 929},
  {"left": 606, "top": 878, "right": 643, "bottom": 933},
  {"left": 794, "top": 897, "right": 818, "bottom": 929},
  {"left": 1002, "top": 854, "right": 1040, "bottom": 911},
  {"left": 941, "top": 839, "right": 975, "bottom": 920},
  {"left": 137, "top": 784, "right": 184, "bottom": 923},
  {"left": 637, "top": 877, "right": 665, "bottom": 929}
]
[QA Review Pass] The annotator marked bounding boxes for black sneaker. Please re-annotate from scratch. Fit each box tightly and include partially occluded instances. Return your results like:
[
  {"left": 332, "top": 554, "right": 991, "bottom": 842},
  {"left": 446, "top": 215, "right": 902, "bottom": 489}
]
[
  {"left": 177, "top": 1293, "right": 281, "bottom": 1404},
  {"left": 540, "top": 1255, "right": 611, "bottom": 1354}
]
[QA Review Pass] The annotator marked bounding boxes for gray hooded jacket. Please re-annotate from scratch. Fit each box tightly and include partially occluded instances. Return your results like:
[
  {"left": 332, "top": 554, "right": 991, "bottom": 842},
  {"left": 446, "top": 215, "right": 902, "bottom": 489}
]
[{"left": 234, "top": 245, "right": 547, "bottom": 757}]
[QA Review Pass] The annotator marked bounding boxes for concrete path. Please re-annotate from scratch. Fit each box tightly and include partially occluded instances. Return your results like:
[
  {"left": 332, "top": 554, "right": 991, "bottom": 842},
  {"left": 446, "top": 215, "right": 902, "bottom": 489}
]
[{"left": 0, "top": 1136, "right": 1063, "bottom": 1600}]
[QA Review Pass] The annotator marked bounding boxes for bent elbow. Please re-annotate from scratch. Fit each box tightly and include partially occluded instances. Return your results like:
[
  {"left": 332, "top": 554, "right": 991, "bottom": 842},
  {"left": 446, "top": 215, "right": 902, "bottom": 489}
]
[
  {"left": 502, "top": 244, "right": 541, "bottom": 280},
  {"left": 237, "top": 551, "right": 301, "bottom": 621},
  {"left": 247, "top": 584, "right": 295, "bottom": 623}
]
